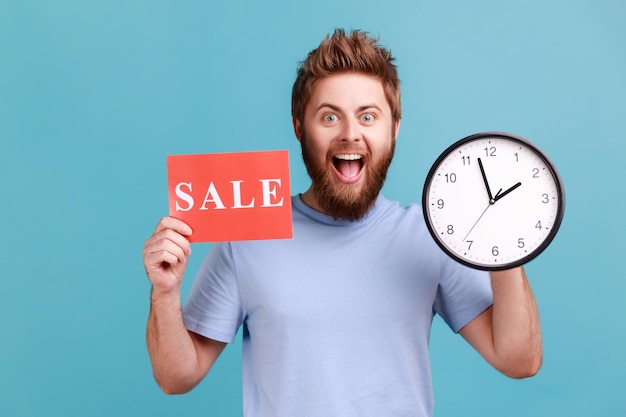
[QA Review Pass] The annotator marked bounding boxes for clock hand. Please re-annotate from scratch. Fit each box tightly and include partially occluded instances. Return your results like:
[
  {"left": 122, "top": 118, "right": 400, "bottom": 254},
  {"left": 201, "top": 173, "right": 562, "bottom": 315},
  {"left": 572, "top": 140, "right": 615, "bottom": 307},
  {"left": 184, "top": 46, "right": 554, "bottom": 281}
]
[
  {"left": 477, "top": 158, "right": 495, "bottom": 204},
  {"left": 463, "top": 183, "right": 522, "bottom": 241},
  {"left": 462, "top": 204, "right": 491, "bottom": 242},
  {"left": 493, "top": 182, "right": 522, "bottom": 202}
]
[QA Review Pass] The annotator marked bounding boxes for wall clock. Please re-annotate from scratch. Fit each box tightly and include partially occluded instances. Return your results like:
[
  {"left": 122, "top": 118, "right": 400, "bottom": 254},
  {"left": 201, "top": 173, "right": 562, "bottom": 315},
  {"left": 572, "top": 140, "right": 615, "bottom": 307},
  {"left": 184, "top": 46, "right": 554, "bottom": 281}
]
[{"left": 422, "top": 132, "right": 565, "bottom": 271}]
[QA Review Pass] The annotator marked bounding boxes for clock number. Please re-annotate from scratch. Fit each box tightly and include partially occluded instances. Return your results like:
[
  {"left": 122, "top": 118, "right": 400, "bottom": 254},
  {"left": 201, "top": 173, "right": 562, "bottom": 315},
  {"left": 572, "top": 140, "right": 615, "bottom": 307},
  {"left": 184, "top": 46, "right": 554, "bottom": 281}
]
[
  {"left": 466, "top": 240, "right": 474, "bottom": 250},
  {"left": 437, "top": 199, "right": 444, "bottom": 209},
  {"left": 461, "top": 156, "right": 471, "bottom": 166},
  {"left": 447, "top": 225, "right": 454, "bottom": 235},
  {"left": 492, "top": 246, "right": 499, "bottom": 256},
  {"left": 445, "top": 173, "right": 457, "bottom": 183},
  {"left": 484, "top": 146, "right": 496, "bottom": 157},
  {"left": 518, "top": 238, "right": 525, "bottom": 248},
  {"left": 535, "top": 221, "right": 542, "bottom": 230},
  {"left": 542, "top": 193, "right": 549, "bottom": 203},
  {"left": 514, "top": 152, "right": 519, "bottom": 162},
  {"left": 532, "top": 168, "right": 540, "bottom": 178}
]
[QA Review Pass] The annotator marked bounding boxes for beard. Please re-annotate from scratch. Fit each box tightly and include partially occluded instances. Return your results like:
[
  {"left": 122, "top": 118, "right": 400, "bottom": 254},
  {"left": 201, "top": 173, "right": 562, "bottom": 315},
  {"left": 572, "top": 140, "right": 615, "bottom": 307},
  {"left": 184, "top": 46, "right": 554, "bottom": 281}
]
[{"left": 300, "top": 132, "right": 396, "bottom": 221}]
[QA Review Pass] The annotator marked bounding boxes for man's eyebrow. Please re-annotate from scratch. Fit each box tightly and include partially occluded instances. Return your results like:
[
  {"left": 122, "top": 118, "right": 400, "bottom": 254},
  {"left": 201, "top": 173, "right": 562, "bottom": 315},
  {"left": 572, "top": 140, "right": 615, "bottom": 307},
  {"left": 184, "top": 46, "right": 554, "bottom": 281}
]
[
  {"left": 314, "top": 102, "right": 342, "bottom": 113},
  {"left": 314, "top": 103, "right": 384, "bottom": 113},
  {"left": 357, "top": 104, "right": 384, "bottom": 113}
]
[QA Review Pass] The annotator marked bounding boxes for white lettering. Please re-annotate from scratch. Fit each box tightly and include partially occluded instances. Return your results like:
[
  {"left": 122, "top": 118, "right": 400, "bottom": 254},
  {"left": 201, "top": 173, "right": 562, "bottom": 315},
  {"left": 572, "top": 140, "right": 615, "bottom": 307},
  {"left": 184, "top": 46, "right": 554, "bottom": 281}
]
[
  {"left": 230, "top": 180, "right": 255, "bottom": 208},
  {"left": 259, "top": 179, "right": 284, "bottom": 207},
  {"left": 175, "top": 182, "right": 194, "bottom": 211},
  {"left": 176, "top": 179, "right": 285, "bottom": 211},
  {"left": 199, "top": 182, "right": 227, "bottom": 210}
]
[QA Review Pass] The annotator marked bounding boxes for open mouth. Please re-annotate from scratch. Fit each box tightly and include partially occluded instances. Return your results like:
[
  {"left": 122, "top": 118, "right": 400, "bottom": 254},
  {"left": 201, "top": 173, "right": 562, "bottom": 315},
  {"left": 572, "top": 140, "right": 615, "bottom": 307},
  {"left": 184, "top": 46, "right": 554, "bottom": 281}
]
[{"left": 332, "top": 153, "right": 364, "bottom": 184}]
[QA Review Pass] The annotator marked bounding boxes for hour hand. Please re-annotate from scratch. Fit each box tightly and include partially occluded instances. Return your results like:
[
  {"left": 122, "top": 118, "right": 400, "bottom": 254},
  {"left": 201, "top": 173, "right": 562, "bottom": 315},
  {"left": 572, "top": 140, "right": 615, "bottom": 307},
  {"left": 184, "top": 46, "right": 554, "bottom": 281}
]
[
  {"left": 477, "top": 158, "right": 494, "bottom": 203},
  {"left": 494, "top": 182, "right": 522, "bottom": 202}
]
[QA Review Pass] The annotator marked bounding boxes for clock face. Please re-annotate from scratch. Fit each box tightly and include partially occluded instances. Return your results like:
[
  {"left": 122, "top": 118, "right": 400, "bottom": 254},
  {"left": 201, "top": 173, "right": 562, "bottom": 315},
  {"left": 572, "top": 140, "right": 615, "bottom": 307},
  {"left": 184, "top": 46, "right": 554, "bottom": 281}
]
[{"left": 422, "top": 132, "right": 565, "bottom": 271}]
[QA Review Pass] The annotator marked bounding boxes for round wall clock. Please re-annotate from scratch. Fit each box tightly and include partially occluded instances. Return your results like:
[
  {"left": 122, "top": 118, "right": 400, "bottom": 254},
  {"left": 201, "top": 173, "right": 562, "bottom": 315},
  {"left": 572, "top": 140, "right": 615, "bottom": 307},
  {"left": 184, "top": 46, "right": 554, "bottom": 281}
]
[{"left": 422, "top": 132, "right": 565, "bottom": 271}]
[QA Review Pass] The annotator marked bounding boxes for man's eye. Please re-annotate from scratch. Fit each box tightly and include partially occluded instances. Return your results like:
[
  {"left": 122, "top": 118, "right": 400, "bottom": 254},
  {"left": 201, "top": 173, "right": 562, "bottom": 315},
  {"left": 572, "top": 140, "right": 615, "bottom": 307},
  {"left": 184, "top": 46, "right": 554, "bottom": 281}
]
[
  {"left": 361, "top": 113, "right": 374, "bottom": 122},
  {"left": 323, "top": 114, "right": 337, "bottom": 123}
]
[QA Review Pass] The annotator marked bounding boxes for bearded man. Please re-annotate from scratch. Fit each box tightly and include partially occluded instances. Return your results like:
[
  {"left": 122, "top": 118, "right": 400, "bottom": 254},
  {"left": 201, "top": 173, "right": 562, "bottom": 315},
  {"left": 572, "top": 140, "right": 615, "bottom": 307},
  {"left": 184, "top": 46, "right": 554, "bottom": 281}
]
[{"left": 143, "top": 29, "right": 542, "bottom": 417}]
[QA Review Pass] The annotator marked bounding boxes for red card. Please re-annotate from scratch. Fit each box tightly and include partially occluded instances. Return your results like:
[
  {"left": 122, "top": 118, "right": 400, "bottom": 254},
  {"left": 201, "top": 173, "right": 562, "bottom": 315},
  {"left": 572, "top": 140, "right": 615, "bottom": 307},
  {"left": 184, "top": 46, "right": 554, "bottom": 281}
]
[{"left": 167, "top": 150, "right": 292, "bottom": 242}]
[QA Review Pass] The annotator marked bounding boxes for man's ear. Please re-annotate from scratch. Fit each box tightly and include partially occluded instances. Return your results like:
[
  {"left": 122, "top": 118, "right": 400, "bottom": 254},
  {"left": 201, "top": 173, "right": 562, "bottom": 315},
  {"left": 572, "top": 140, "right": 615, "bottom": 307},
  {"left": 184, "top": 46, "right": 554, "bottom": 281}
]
[
  {"left": 293, "top": 117, "right": 302, "bottom": 142},
  {"left": 393, "top": 119, "right": 401, "bottom": 140}
]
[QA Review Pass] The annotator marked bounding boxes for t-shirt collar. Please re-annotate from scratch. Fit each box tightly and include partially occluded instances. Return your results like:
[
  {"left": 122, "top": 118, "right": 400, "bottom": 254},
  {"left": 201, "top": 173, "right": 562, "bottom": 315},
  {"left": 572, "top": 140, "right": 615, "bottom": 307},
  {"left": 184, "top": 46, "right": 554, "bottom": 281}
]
[{"left": 293, "top": 193, "right": 384, "bottom": 226}]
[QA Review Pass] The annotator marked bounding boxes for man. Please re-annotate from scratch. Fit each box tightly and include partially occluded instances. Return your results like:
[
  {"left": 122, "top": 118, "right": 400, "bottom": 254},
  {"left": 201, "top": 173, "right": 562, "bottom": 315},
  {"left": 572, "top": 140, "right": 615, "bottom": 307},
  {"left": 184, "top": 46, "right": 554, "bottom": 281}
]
[{"left": 143, "top": 29, "right": 542, "bottom": 417}]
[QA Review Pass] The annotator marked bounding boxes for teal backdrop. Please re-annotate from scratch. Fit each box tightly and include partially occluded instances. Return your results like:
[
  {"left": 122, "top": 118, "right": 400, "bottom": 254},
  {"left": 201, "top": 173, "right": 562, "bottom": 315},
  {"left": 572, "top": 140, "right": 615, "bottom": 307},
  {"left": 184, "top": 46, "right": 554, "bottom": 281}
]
[{"left": 1, "top": 1, "right": 624, "bottom": 416}]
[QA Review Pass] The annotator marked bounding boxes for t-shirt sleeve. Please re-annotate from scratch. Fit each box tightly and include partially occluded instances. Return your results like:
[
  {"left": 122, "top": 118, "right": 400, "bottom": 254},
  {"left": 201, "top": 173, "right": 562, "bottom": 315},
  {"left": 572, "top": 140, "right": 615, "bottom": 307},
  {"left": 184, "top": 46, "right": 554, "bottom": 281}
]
[
  {"left": 433, "top": 252, "right": 493, "bottom": 333},
  {"left": 182, "top": 242, "right": 245, "bottom": 344}
]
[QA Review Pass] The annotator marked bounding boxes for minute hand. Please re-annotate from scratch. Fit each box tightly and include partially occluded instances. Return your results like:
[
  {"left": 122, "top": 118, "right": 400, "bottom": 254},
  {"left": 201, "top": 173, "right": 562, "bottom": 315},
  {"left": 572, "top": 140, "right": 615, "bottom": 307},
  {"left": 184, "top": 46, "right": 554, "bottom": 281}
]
[
  {"left": 477, "top": 158, "right": 494, "bottom": 202},
  {"left": 493, "top": 182, "right": 522, "bottom": 202}
]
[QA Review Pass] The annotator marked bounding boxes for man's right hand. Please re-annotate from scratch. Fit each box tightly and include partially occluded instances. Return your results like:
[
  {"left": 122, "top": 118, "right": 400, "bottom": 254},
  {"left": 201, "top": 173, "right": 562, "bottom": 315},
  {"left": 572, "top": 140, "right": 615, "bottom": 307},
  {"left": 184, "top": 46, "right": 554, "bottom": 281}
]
[
  {"left": 144, "top": 217, "right": 224, "bottom": 394},
  {"left": 142, "top": 217, "right": 193, "bottom": 294}
]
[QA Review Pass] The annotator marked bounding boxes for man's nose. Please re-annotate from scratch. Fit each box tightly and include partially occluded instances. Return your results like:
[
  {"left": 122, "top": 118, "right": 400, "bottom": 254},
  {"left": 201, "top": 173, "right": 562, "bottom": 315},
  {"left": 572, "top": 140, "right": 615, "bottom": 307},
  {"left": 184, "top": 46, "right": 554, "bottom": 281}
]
[{"left": 340, "top": 117, "right": 361, "bottom": 142}]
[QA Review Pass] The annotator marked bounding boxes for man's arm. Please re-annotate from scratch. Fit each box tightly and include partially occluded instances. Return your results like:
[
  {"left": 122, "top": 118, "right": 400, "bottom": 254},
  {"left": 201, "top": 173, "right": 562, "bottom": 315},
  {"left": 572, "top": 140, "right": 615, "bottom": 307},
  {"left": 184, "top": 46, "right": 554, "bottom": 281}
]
[
  {"left": 144, "top": 217, "right": 226, "bottom": 394},
  {"left": 459, "top": 266, "right": 542, "bottom": 378}
]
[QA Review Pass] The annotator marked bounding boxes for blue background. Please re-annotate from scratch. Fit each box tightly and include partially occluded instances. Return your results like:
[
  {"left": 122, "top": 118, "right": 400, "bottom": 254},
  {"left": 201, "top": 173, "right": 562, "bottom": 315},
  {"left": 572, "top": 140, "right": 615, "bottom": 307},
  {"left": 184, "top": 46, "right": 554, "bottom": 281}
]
[{"left": 1, "top": 1, "right": 624, "bottom": 416}]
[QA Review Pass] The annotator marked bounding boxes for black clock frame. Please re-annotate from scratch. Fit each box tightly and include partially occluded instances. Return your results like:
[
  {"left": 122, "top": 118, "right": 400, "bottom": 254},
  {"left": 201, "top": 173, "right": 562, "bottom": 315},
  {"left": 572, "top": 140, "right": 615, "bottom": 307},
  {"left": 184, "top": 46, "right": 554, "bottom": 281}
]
[{"left": 421, "top": 131, "right": 566, "bottom": 271}]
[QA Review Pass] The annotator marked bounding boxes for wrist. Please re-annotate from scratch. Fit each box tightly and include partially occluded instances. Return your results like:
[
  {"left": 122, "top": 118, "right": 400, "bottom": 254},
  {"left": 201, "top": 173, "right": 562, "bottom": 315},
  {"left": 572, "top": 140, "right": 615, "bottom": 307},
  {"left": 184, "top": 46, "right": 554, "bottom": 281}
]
[
  {"left": 490, "top": 266, "right": 525, "bottom": 280},
  {"left": 150, "top": 284, "right": 182, "bottom": 304}
]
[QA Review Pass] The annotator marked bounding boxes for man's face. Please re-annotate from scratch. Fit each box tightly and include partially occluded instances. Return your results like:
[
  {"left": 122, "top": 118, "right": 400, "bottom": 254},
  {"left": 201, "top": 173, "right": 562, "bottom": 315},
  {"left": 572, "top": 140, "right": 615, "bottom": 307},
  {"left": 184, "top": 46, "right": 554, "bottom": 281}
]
[{"left": 294, "top": 72, "right": 400, "bottom": 221}]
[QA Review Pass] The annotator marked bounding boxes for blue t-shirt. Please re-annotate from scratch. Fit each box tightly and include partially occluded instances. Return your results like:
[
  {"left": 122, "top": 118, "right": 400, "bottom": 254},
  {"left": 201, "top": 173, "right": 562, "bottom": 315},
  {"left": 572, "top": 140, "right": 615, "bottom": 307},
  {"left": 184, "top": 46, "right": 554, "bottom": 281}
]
[{"left": 183, "top": 194, "right": 492, "bottom": 417}]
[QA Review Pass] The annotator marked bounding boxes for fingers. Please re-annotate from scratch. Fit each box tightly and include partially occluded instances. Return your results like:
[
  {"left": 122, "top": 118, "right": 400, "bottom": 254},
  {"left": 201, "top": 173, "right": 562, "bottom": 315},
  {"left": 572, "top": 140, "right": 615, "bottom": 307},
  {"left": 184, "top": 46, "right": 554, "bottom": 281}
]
[
  {"left": 143, "top": 230, "right": 189, "bottom": 266},
  {"left": 154, "top": 217, "right": 193, "bottom": 237},
  {"left": 144, "top": 221, "right": 190, "bottom": 259},
  {"left": 145, "top": 216, "right": 191, "bottom": 250},
  {"left": 142, "top": 217, "right": 194, "bottom": 286},
  {"left": 145, "top": 226, "right": 191, "bottom": 256}
]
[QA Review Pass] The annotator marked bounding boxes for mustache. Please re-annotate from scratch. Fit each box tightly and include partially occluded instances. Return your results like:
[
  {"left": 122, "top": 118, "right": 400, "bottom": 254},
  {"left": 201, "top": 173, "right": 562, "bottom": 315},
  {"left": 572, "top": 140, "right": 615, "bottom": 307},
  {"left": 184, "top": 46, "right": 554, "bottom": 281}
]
[
  {"left": 329, "top": 143, "right": 368, "bottom": 153},
  {"left": 326, "top": 144, "right": 370, "bottom": 160}
]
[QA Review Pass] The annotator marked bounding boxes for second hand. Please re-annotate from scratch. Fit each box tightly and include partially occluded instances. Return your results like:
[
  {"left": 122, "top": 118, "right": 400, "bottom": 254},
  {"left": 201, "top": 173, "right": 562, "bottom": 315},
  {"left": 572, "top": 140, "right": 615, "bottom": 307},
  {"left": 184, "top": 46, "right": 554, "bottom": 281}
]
[{"left": 462, "top": 204, "right": 491, "bottom": 242}]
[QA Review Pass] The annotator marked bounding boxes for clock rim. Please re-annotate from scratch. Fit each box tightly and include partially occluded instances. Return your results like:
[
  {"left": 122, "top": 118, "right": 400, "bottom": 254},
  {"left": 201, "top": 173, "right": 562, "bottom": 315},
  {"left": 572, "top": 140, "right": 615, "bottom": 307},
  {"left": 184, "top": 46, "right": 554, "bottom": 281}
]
[{"left": 421, "top": 131, "right": 566, "bottom": 271}]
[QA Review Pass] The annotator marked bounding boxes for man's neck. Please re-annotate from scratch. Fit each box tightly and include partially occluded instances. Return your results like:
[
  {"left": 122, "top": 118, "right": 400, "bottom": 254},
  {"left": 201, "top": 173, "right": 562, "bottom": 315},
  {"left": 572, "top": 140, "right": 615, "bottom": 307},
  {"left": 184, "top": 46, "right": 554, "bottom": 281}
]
[{"left": 299, "top": 187, "right": 322, "bottom": 213}]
